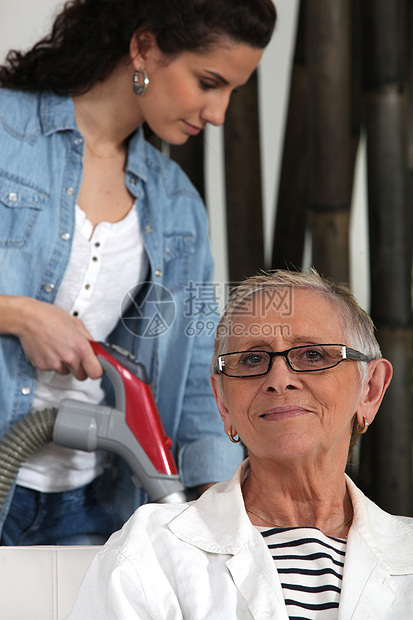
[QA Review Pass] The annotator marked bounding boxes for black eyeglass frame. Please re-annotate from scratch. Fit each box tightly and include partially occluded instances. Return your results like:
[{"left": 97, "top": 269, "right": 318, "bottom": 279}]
[{"left": 215, "top": 344, "right": 374, "bottom": 378}]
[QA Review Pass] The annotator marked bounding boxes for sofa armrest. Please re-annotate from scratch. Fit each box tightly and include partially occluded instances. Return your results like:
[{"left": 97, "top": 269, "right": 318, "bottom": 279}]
[{"left": 0, "top": 545, "right": 100, "bottom": 619}]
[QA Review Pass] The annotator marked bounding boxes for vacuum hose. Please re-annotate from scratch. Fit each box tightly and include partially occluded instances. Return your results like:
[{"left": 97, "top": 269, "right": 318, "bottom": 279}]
[
  {"left": 0, "top": 408, "right": 57, "bottom": 510},
  {"left": 0, "top": 342, "right": 187, "bottom": 511}
]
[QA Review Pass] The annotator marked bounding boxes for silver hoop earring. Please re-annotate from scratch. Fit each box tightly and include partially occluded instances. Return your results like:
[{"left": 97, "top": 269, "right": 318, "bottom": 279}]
[{"left": 133, "top": 68, "right": 149, "bottom": 96}]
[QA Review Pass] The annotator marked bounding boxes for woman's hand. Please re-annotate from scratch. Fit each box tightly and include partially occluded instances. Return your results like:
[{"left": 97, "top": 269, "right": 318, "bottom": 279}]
[{"left": 1, "top": 296, "right": 102, "bottom": 381}]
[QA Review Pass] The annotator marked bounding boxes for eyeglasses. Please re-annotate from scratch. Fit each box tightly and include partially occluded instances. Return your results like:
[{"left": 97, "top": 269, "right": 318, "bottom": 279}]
[{"left": 216, "top": 344, "right": 373, "bottom": 378}]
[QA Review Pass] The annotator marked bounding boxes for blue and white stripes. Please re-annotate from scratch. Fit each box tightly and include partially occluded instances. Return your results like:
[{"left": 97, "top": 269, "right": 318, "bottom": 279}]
[{"left": 260, "top": 526, "right": 346, "bottom": 620}]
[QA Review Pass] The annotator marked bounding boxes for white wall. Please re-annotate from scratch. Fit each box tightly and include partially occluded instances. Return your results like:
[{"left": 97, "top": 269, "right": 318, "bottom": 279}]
[
  {"left": 0, "top": 0, "right": 369, "bottom": 308},
  {"left": 0, "top": 0, "right": 62, "bottom": 53}
]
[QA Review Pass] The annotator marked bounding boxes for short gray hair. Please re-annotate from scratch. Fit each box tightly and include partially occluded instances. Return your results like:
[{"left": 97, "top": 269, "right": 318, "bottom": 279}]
[{"left": 211, "top": 269, "right": 381, "bottom": 384}]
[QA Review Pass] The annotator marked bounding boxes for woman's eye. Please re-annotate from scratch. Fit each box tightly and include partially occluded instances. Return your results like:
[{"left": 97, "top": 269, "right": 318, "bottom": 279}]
[
  {"left": 199, "top": 79, "right": 216, "bottom": 91},
  {"left": 240, "top": 353, "right": 266, "bottom": 367},
  {"left": 305, "top": 349, "right": 322, "bottom": 359},
  {"left": 300, "top": 348, "right": 325, "bottom": 363}
]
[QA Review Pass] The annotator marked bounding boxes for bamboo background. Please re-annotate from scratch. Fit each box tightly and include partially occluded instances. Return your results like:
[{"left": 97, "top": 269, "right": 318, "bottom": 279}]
[
  {"left": 170, "top": 0, "right": 413, "bottom": 516},
  {"left": 1, "top": 0, "right": 411, "bottom": 515}
]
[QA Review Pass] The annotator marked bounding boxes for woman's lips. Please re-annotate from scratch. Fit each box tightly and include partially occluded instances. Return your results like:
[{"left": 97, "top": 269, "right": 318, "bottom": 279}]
[
  {"left": 182, "top": 120, "right": 202, "bottom": 135},
  {"left": 260, "top": 405, "right": 310, "bottom": 420}
]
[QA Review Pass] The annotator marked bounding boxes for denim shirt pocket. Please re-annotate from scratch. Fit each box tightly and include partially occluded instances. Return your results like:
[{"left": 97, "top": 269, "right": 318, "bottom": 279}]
[
  {"left": 0, "top": 174, "right": 48, "bottom": 247},
  {"left": 163, "top": 231, "right": 195, "bottom": 292}
]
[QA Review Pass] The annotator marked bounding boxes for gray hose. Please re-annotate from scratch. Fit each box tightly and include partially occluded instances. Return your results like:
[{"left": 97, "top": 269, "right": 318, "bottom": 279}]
[{"left": 0, "top": 408, "right": 57, "bottom": 510}]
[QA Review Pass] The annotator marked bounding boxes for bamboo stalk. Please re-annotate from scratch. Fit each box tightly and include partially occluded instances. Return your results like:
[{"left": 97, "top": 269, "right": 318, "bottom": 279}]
[
  {"left": 363, "top": 329, "right": 413, "bottom": 515},
  {"left": 407, "top": 0, "right": 413, "bottom": 183},
  {"left": 224, "top": 70, "right": 264, "bottom": 281},
  {"left": 272, "top": 0, "right": 308, "bottom": 271},
  {"left": 367, "top": 92, "right": 411, "bottom": 324},
  {"left": 306, "top": 0, "right": 353, "bottom": 282},
  {"left": 360, "top": 0, "right": 413, "bottom": 515}
]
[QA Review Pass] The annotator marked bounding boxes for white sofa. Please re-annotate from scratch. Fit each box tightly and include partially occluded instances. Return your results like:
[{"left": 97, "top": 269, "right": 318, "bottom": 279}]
[{"left": 0, "top": 545, "right": 100, "bottom": 619}]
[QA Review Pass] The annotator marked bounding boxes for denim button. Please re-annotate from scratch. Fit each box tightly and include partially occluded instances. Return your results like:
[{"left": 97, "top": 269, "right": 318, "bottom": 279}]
[
  {"left": 21, "top": 386, "right": 31, "bottom": 395},
  {"left": 61, "top": 232, "right": 71, "bottom": 241},
  {"left": 74, "top": 137, "right": 84, "bottom": 146},
  {"left": 144, "top": 225, "right": 152, "bottom": 233},
  {"left": 44, "top": 283, "right": 55, "bottom": 293},
  {"left": 155, "top": 270, "right": 162, "bottom": 277},
  {"left": 66, "top": 187, "right": 74, "bottom": 196},
  {"left": 8, "top": 192, "right": 18, "bottom": 202}
]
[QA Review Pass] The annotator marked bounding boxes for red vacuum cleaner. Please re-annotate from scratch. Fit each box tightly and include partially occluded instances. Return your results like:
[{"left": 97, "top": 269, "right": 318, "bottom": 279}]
[{"left": 0, "top": 342, "right": 186, "bottom": 508}]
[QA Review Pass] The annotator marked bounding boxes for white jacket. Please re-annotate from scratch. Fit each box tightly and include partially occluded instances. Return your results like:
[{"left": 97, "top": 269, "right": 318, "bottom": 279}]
[{"left": 67, "top": 462, "right": 413, "bottom": 619}]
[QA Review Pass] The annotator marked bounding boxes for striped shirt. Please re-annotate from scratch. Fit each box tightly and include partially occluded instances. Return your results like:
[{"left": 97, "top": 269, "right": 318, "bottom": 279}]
[{"left": 259, "top": 526, "right": 346, "bottom": 620}]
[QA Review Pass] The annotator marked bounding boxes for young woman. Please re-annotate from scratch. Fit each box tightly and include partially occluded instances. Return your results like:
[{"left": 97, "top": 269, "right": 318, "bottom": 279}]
[{"left": 0, "top": 0, "right": 276, "bottom": 544}]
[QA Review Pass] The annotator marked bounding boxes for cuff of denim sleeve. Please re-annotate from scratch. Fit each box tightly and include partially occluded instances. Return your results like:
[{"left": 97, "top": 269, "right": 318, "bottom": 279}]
[{"left": 178, "top": 437, "right": 244, "bottom": 488}]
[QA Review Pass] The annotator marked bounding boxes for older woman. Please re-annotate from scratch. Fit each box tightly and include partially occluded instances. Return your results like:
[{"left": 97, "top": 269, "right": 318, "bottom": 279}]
[{"left": 68, "top": 270, "right": 413, "bottom": 619}]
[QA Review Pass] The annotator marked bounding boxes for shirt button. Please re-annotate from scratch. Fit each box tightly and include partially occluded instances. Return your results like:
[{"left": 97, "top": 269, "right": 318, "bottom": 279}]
[
  {"left": 66, "top": 187, "right": 75, "bottom": 196},
  {"left": 44, "top": 283, "right": 55, "bottom": 293},
  {"left": 61, "top": 232, "right": 71, "bottom": 241},
  {"left": 85, "top": 284, "right": 91, "bottom": 290},
  {"left": 155, "top": 270, "right": 163, "bottom": 277},
  {"left": 92, "top": 256, "right": 98, "bottom": 262},
  {"left": 144, "top": 226, "right": 152, "bottom": 233},
  {"left": 74, "top": 137, "right": 84, "bottom": 146},
  {"left": 129, "top": 178, "right": 137, "bottom": 187},
  {"left": 8, "top": 192, "right": 18, "bottom": 202},
  {"left": 21, "top": 386, "right": 31, "bottom": 395}
]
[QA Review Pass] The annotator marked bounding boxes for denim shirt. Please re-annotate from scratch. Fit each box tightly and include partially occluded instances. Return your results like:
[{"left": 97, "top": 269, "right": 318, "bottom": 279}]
[{"left": 0, "top": 89, "right": 243, "bottom": 529}]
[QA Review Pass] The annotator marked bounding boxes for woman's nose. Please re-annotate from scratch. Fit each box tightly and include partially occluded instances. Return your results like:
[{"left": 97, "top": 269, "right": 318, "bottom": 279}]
[
  {"left": 262, "top": 355, "right": 303, "bottom": 392},
  {"left": 201, "top": 93, "right": 230, "bottom": 127}
]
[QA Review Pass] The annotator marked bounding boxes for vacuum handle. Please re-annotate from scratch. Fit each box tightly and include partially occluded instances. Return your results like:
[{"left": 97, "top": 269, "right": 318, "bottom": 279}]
[
  {"left": 54, "top": 399, "right": 186, "bottom": 503},
  {"left": 91, "top": 341, "right": 178, "bottom": 476},
  {"left": 92, "top": 342, "right": 150, "bottom": 384}
]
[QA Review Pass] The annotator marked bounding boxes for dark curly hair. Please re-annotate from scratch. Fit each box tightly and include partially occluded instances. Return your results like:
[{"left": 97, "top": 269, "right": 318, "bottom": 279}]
[{"left": 0, "top": 0, "right": 277, "bottom": 95}]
